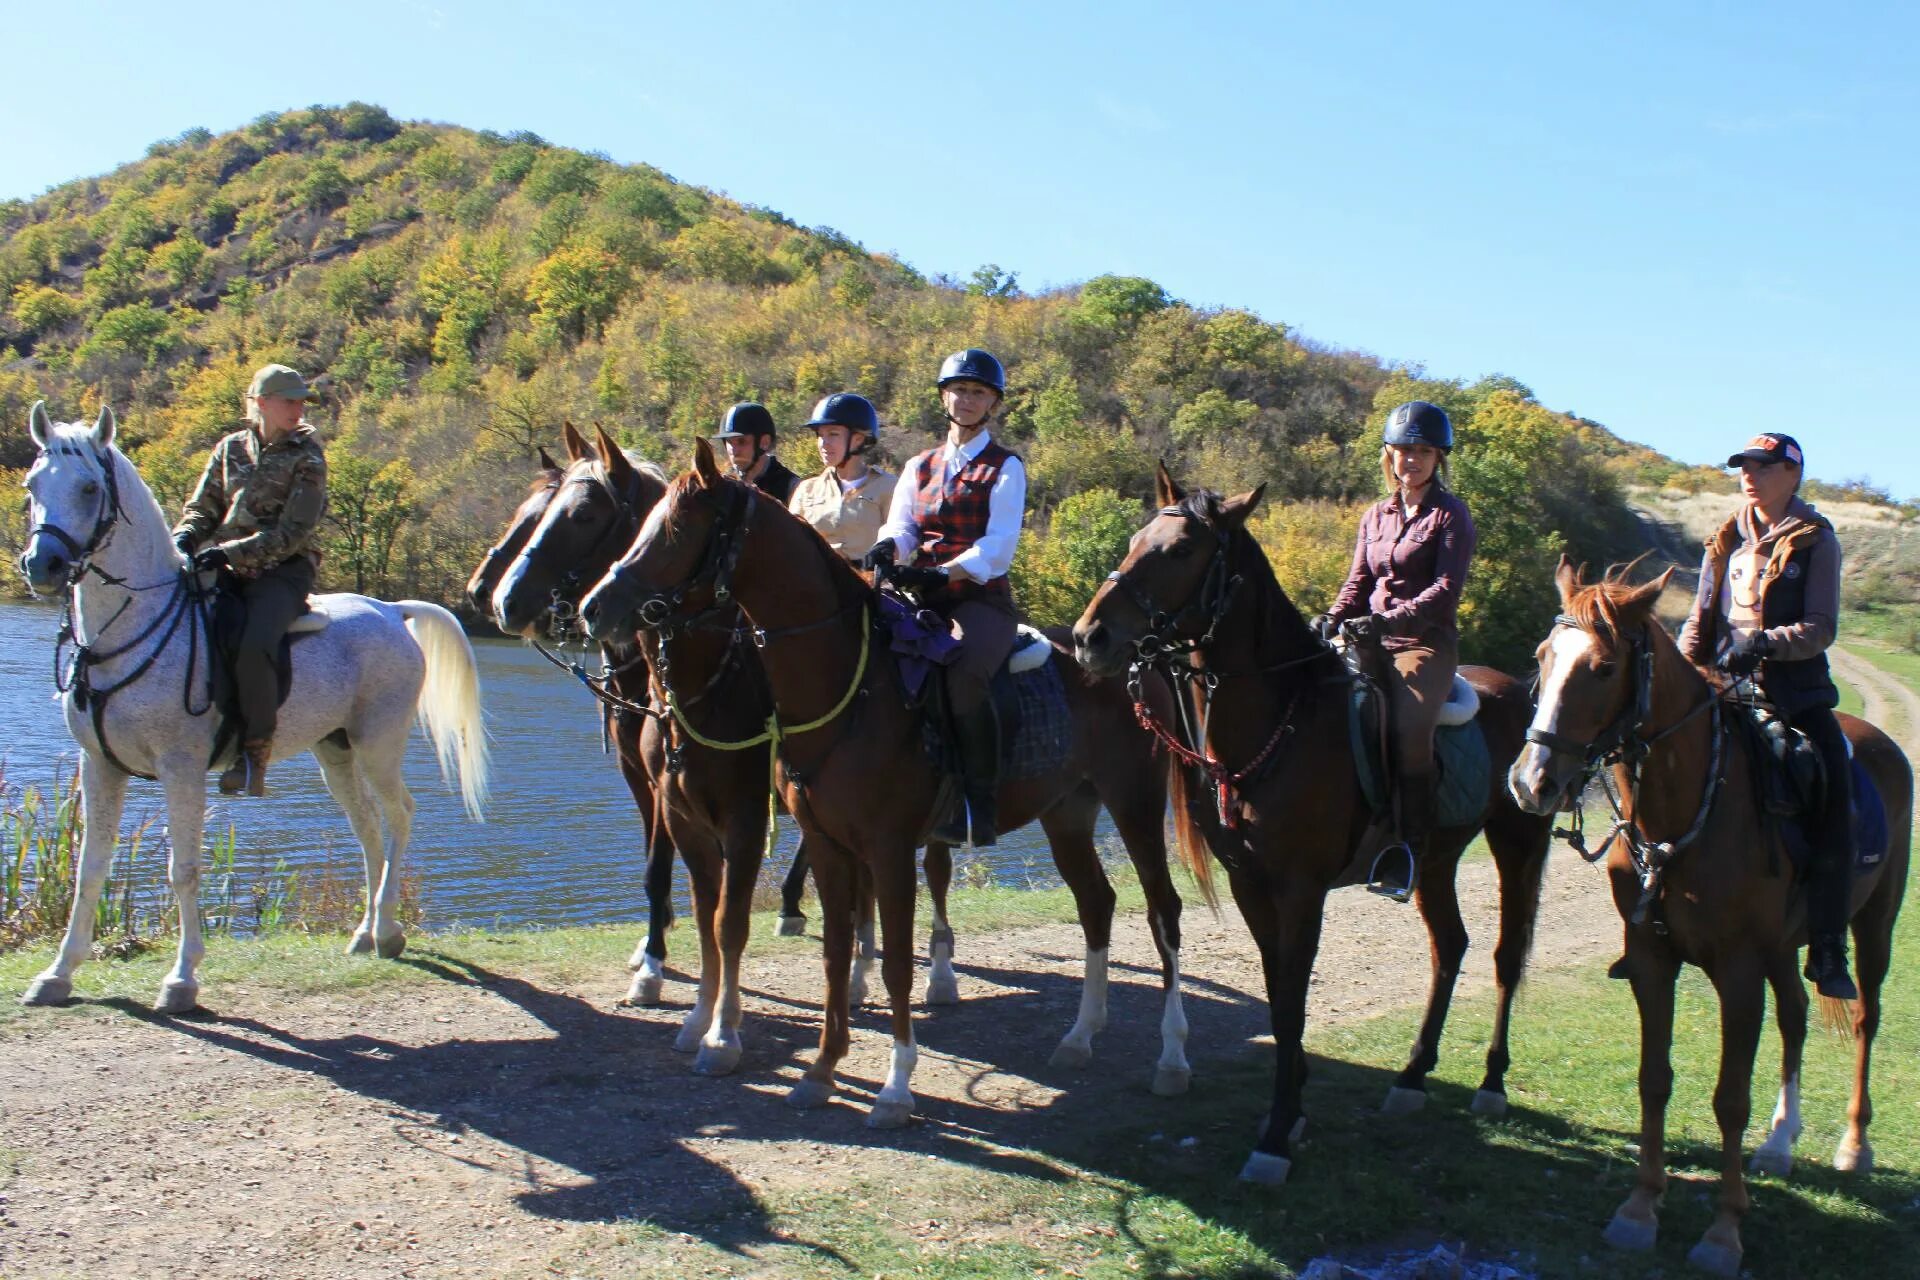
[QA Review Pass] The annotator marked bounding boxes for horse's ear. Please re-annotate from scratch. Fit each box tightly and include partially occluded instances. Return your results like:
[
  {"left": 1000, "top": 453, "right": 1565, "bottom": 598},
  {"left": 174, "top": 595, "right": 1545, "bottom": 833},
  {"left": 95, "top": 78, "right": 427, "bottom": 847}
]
[
  {"left": 1154, "top": 460, "right": 1184, "bottom": 509},
  {"left": 692, "top": 436, "right": 720, "bottom": 486},
  {"left": 28, "top": 400, "right": 52, "bottom": 449},
  {"left": 536, "top": 444, "right": 559, "bottom": 473},
  {"left": 1216, "top": 482, "right": 1267, "bottom": 529},
  {"left": 1623, "top": 567, "right": 1676, "bottom": 613},
  {"left": 562, "top": 420, "right": 592, "bottom": 463},
  {"left": 597, "top": 424, "right": 633, "bottom": 486},
  {"left": 91, "top": 404, "right": 117, "bottom": 449},
  {"left": 1554, "top": 553, "right": 1581, "bottom": 605}
]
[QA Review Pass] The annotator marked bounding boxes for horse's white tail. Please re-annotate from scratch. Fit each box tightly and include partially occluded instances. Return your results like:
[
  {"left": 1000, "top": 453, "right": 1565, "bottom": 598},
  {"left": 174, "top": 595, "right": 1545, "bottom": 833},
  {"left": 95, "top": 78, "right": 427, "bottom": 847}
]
[{"left": 398, "top": 601, "right": 490, "bottom": 821}]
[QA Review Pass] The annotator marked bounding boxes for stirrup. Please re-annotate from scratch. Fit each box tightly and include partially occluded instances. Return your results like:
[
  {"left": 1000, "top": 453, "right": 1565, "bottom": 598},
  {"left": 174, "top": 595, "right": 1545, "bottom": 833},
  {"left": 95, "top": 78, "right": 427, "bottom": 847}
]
[{"left": 1366, "top": 842, "right": 1417, "bottom": 904}]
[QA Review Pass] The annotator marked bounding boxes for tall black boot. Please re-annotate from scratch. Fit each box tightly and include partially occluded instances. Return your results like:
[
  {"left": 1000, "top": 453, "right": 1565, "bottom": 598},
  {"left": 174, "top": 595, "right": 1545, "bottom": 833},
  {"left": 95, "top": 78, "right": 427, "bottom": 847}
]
[
  {"left": 1369, "top": 774, "right": 1432, "bottom": 903},
  {"left": 1803, "top": 852, "right": 1858, "bottom": 1000},
  {"left": 931, "top": 699, "right": 1000, "bottom": 847}
]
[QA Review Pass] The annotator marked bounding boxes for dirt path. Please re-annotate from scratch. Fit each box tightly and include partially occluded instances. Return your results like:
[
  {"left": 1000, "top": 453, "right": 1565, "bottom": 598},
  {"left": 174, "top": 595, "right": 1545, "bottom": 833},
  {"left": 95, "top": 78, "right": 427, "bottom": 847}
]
[
  {"left": 1832, "top": 645, "right": 1920, "bottom": 754},
  {"left": 1, "top": 848, "right": 1620, "bottom": 1279}
]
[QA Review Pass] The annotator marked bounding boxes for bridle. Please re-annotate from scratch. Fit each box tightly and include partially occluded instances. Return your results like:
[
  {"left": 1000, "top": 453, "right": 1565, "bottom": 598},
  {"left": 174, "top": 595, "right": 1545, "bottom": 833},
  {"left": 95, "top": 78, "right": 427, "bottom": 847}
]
[
  {"left": 1101, "top": 505, "right": 1243, "bottom": 661},
  {"left": 22, "top": 440, "right": 125, "bottom": 590},
  {"left": 620, "top": 482, "right": 758, "bottom": 632},
  {"left": 1528, "top": 614, "right": 1724, "bottom": 923},
  {"left": 508, "top": 463, "right": 650, "bottom": 637},
  {"left": 1103, "top": 503, "right": 1330, "bottom": 837}
]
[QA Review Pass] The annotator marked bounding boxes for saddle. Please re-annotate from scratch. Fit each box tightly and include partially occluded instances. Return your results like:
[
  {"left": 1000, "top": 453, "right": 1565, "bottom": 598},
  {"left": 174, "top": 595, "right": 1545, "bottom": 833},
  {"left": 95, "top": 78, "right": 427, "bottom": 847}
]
[
  {"left": 1734, "top": 701, "right": 1888, "bottom": 873},
  {"left": 1346, "top": 653, "right": 1491, "bottom": 829},
  {"left": 207, "top": 584, "right": 328, "bottom": 766}
]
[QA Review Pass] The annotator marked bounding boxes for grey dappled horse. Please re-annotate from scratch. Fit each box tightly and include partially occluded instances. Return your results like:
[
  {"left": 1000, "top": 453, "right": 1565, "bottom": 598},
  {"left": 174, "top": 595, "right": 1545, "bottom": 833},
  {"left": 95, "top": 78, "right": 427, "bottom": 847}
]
[{"left": 17, "top": 404, "right": 488, "bottom": 1012}]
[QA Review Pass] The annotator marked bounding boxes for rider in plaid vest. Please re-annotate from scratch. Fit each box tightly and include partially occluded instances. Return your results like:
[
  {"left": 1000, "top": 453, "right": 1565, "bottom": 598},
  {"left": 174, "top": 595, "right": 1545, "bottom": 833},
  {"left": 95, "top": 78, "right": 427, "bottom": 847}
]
[{"left": 865, "top": 349, "right": 1025, "bottom": 846}]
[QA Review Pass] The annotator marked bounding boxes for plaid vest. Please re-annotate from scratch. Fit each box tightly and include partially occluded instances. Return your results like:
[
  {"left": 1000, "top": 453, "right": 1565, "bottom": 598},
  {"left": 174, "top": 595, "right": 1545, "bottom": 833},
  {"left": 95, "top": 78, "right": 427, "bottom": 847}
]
[{"left": 906, "top": 439, "right": 1016, "bottom": 598}]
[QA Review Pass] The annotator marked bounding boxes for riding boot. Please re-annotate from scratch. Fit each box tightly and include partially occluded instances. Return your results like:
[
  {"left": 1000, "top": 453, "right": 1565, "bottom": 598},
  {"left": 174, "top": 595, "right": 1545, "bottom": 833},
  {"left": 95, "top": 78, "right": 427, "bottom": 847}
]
[
  {"left": 220, "top": 739, "right": 271, "bottom": 798},
  {"left": 1369, "top": 774, "right": 1432, "bottom": 903},
  {"left": 1803, "top": 848, "right": 1858, "bottom": 1000},
  {"left": 932, "top": 700, "right": 1001, "bottom": 847}
]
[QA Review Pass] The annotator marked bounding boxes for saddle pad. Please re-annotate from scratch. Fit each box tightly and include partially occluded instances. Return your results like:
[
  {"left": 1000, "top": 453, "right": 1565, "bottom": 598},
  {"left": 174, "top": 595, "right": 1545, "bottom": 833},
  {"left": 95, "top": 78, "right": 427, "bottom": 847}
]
[
  {"left": 1349, "top": 680, "right": 1491, "bottom": 829},
  {"left": 920, "top": 659, "right": 1073, "bottom": 782},
  {"left": 288, "top": 604, "right": 330, "bottom": 634},
  {"left": 1008, "top": 624, "right": 1053, "bottom": 674},
  {"left": 1436, "top": 673, "right": 1479, "bottom": 727},
  {"left": 1774, "top": 757, "right": 1889, "bottom": 876}
]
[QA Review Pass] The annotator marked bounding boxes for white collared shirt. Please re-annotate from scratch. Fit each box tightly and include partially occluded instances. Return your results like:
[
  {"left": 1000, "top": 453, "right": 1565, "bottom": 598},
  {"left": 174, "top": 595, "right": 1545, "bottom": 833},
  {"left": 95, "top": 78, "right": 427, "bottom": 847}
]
[{"left": 877, "top": 431, "right": 1027, "bottom": 583}]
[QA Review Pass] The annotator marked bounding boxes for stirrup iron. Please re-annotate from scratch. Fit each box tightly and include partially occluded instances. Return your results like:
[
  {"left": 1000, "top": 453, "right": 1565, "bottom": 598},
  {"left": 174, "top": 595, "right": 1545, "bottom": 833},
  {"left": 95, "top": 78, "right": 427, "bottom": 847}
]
[{"left": 1365, "top": 842, "right": 1417, "bottom": 904}]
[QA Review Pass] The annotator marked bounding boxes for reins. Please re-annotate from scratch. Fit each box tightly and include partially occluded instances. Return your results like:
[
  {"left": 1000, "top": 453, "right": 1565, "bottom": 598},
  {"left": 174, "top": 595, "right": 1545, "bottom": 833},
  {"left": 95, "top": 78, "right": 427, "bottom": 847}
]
[
  {"left": 1534, "top": 615, "right": 1725, "bottom": 923},
  {"left": 1108, "top": 503, "right": 1337, "bottom": 833}
]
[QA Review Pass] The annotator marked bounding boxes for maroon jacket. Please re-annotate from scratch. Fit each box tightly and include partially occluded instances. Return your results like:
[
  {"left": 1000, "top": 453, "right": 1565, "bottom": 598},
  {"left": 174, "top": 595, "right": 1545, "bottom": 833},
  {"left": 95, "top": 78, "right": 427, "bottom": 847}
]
[{"left": 1327, "top": 488, "right": 1476, "bottom": 647}]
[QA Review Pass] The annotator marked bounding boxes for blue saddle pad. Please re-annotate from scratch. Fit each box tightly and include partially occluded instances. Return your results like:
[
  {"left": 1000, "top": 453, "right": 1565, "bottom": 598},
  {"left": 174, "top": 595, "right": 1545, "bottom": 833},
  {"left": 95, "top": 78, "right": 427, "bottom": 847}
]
[
  {"left": 920, "top": 658, "right": 1073, "bottom": 782},
  {"left": 1349, "top": 679, "right": 1490, "bottom": 829},
  {"left": 1771, "top": 755, "right": 1888, "bottom": 874}
]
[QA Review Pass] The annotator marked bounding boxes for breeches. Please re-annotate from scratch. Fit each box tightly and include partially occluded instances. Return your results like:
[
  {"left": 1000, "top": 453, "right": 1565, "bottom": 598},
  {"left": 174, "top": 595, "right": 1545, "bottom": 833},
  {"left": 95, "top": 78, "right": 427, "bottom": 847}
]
[
  {"left": 1386, "top": 635, "right": 1458, "bottom": 778},
  {"left": 946, "top": 597, "right": 1018, "bottom": 715},
  {"left": 1786, "top": 704, "right": 1854, "bottom": 934},
  {"left": 235, "top": 557, "right": 315, "bottom": 740}
]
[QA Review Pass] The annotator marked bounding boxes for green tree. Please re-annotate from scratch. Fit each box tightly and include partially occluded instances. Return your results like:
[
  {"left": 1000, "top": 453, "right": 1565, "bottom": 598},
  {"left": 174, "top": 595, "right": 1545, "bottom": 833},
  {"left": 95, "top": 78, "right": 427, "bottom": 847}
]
[
  {"left": 529, "top": 245, "right": 630, "bottom": 343},
  {"left": 155, "top": 237, "right": 207, "bottom": 289},
  {"left": 74, "top": 302, "right": 174, "bottom": 365},
  {"left": 522, "top": 149, "right": 603, "bottom": 205},
  {"left": 298, "top": 158, "right": 351, "bottom": 209},
  {"left": 1071, "top": 274, "right": 1170, "bottom": 333},
  {"left": 1012, "top": 488, "right": 1141, "bottom": 626},
  {"left": 9, "top": 283, "right": 81, "bottom": 334},
  {"left": 325, "top": 451, "right": 416, "bottom": 594},
  {"left": 668, "top": 219, "right": 768, "bottom": 286},
  {"left": 966, "top": 264, "right": 1020, "bottom": 298}
]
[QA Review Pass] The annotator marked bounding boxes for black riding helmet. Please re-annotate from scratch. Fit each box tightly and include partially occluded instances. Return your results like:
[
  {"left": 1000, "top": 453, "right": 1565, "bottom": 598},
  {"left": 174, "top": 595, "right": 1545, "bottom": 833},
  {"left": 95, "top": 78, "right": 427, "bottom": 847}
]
[
  {"left": 804, "top": 392, "right": 880, "bottom": 443},
  {"left": 1382, "top": 401, "right": 1453, "bottom": 452},
  {"left": 936, "top": 348, "right": 1006, "bottom": 394},
  {"left": 712, "top": 401, "right": 777, "bottom": 442}
]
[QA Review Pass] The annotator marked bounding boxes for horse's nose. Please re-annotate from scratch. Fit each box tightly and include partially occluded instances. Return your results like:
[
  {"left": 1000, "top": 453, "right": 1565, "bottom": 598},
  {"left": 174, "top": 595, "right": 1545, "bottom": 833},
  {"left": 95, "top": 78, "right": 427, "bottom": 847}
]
[
  {"left": 1074, "top": 619, "right": 1109, "bottom": 659},
  {"left": 579, "top": 595, "right": 602, "bottom": 633}
]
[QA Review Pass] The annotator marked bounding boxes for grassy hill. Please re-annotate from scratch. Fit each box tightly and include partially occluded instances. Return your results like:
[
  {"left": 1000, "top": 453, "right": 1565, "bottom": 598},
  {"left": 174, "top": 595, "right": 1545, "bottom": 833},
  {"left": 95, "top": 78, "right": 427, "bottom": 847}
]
[{"left": 7, "top": 103, "right": 1905, "bottom": 667}]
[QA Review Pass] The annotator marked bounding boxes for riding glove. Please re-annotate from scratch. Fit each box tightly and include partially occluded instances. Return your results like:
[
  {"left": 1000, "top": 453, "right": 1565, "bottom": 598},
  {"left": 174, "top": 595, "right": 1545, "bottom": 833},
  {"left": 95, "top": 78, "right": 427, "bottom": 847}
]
[
  {"left": 192, "top": 546, "right": 232, "bottom": 572},
  {"left": 860, "top": 541, "right": 897, "bottom": 572},
  {"left": 1721, "top": 630, "right": 1771, "bottom": 676},
  {"left": 1308, "top": 613, "right": 1339, "bottom": 642},
  {"left": 1341, "top": 615, "right": 1380, "bottom": 645},
  {"left": 887, "top": 565, "right": 948, "bottom": 596},
  {"left": 173, "top": 532, "right": 196, "bottom": 558}
]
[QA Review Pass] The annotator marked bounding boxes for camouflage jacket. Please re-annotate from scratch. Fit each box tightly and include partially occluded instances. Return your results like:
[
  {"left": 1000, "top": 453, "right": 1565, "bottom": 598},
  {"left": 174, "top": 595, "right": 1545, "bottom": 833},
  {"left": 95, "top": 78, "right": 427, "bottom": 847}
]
[{"left": 173, "top": 425, "right": 329, "bottom": 575}]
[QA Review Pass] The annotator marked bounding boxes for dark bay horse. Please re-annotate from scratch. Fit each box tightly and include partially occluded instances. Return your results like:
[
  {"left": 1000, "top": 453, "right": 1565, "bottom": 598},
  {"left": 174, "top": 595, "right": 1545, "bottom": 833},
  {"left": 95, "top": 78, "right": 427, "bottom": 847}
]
[
  {"left": 578, "top": 440, "right": 1192, "bottom": 1123},
  {"left": 467, "top": 428, "right": 680, "bottom": 1002},
  {"left": 1071, "top": 465, "right": 1555, "bottom": 1184},
  {"left": 1507, "top": 559, "right": 1910, "bottom": 1277}
]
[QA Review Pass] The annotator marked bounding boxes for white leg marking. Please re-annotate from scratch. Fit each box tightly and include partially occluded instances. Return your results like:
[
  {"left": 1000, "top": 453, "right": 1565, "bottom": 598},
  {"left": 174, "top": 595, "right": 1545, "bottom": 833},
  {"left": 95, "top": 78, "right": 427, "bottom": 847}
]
[
  {"left": 625, "top": 950, "right": 667, "bottom": 1005},
  {"left": 674, "top": 994, "right": 714, "bottom": 1053},
  {"left": 1051, "top": 948, "right": 1109, "bottom": 1069},
  {"left": 868, "top": 1035, "right": 918, "bottom": 1128},
  {"left": 1153, "top": 948, "right": 1191, "bottom": 1096},
  {"left": 925, "top": 909, "right": 959, "bottom": 1004},
  {"left": 1749, "top": 1072, "right": 1802, "bottom": 1176}
]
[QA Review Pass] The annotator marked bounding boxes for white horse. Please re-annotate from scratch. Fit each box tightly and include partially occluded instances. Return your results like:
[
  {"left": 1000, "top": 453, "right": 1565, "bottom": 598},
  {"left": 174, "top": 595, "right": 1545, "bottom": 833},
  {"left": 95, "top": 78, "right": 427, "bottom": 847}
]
[{"left": 17, "top": 403, "right": 489, "bottom": 1012}]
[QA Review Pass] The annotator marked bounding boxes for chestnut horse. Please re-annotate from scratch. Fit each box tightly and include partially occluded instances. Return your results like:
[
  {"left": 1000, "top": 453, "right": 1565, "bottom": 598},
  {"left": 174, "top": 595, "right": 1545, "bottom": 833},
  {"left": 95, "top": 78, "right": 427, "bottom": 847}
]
[
  {"left": 579, "top": 440, "right": 1192, "bottom": 1124},
  {"left": 1507, "top": 559, "right": 1910, "bottom": 1277},
  {"left": 1072, "top": 466, "right": 1555, "bottom": 1184}
]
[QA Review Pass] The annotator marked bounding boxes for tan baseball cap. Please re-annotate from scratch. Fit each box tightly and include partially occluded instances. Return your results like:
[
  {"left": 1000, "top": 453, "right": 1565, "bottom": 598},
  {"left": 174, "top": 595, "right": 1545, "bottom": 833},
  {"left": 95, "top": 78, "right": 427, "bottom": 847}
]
[{"left": 248, "top": 364, "right": 321, "bottom": 402}]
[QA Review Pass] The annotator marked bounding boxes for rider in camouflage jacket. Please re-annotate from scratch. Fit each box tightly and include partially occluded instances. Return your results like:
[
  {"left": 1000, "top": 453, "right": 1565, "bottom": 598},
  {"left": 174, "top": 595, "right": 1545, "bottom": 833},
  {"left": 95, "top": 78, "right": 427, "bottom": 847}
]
[{"left": 172, "top": 364, "right": 329, "bottom": 798}]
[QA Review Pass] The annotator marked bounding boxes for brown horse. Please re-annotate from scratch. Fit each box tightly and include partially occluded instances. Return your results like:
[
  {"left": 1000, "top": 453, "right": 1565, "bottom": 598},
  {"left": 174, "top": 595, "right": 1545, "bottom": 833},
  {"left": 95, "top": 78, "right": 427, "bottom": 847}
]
[
  {"left": 579, "top": 440, "right": 1192, "bottom": 1123},
  {"left": 468, "top": 428, "right": 681, "bottom": 1001},
  {"left": 1071, "top": 465, "right": 1556, "bottom": 1184},
  {"left": 1507, "top": 559, "right": 1911, "bottom": 1277}
]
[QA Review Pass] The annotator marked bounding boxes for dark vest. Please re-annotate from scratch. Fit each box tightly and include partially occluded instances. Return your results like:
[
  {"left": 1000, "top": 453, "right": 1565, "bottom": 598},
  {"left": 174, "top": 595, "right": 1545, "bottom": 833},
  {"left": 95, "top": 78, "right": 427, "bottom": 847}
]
[
  {"left": 754, "top": 456, "right": 799, "bottom": 506},
  {"left": 905, "top": 440, "right": 1016, "bottom": 601},
  {"left": 1703, "top": 513, "right": 1837, "bottom": 715}
]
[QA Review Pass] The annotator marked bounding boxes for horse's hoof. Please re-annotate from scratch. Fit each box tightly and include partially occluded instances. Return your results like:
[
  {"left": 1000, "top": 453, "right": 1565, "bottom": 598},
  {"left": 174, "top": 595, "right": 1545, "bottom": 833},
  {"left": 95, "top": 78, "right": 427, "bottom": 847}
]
[
  {"left": 1151, "top": 1066, "right": 1191, "bottom": 1097},
  {"left": 1380, "top": 1086, "right": 1427, "bottom": 1117},
  {"left": 672, "top": 1024, "right": 705, "bottom": 1054},
  {"left": 154, "top": 981, "right": 200, "bottom": 1015},
  {"left": 1239, "top": 1151, "right": 1291, "bottom": 1185},
  {"left": 1686, "top": 1239, "right": 1742, "bottom": 1278},
  {"left": 776, "top": 915, "right": 807, "bottom": 937},
  {"left": 924, "top": 975, "right": 960, "bottom": 1006},
  {"left": 1049, "top": 1041, "right": 1094, "bottom": 1070},
  {"left": 624, "top": 973, "right": 664, "bottom": 1006},
  {"left": 346, "top": 931, "right": 375, "bottom": 955},
  {"left": 1470, "top": 1089, "right": 1509, "bottom": 1117},
  {"left": 787, "top": 1078, "right": 835, "bottom": 1110},
  {"left": 1833, "top": 1139, "right": 1874, "bottom": 1174},
  {"left": 848, "top": 980, "right": 870, "bottom": 1009},
  {"left": 866, "top": 1099, "right": 913, "bottom": 1129},
  {"left": 692, "top": 1042, "right": 742, "bottom": 1076},
  {"left": 1603, "top": 1213, "right": 1658, "bottom": 1253},
  {"left": 1747, "top": 1145, "right": 1793, "bottom": 1178},
  {"left": 21, "top": 975, "right": 73, "bottom": 1006},
  {"left": 375, "top": 933, "right": 406, "bottom": 960}
]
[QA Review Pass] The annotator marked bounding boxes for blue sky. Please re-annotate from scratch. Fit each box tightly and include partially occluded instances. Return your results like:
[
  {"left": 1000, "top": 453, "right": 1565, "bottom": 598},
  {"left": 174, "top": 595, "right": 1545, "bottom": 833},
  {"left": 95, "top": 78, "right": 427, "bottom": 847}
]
[{"left": 7, "top": 1, "right": 1915, "bottom": 498}]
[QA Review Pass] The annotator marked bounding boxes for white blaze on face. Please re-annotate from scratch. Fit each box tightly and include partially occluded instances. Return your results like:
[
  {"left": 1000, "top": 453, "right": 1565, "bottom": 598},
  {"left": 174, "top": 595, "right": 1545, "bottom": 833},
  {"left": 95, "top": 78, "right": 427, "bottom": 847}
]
[{"left": 1515, "top": 626, "right": 1596, "bottom": 792}]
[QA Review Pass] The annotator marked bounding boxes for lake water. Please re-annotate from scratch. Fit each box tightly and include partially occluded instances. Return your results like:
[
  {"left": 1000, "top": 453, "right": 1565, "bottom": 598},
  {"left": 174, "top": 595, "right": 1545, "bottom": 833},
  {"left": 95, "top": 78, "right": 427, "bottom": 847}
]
[{"left": 0, "top": 600, "right": 1099, "bottom": 931}]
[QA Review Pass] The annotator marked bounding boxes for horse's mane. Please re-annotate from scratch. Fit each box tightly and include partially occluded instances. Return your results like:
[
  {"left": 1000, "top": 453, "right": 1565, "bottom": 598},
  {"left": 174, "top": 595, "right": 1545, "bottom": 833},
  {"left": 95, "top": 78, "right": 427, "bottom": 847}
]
[
  {"left": 1562, "top": 563, "right": 1655, "bottom": 657},
  {"left": 1176, "top": 488, "right": 1311, "bottom": 655}
]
